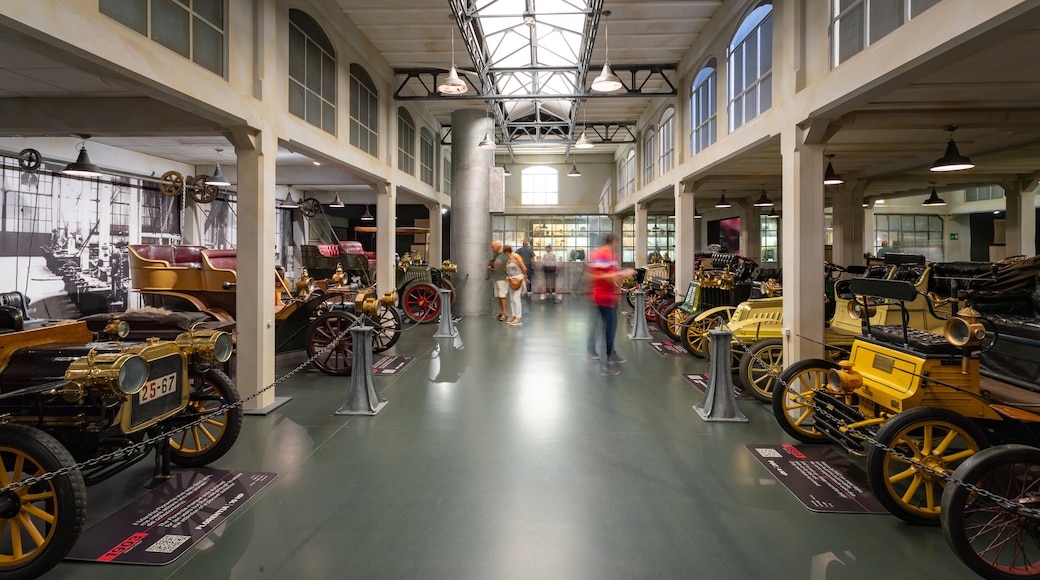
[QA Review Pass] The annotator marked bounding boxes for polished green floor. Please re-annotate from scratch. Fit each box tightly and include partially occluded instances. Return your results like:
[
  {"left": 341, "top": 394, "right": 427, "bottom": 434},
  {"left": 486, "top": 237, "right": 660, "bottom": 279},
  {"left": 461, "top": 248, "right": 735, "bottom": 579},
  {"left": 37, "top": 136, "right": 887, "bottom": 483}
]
[{"left": 48, "top": 298, "right": 972, "bottom": 579}]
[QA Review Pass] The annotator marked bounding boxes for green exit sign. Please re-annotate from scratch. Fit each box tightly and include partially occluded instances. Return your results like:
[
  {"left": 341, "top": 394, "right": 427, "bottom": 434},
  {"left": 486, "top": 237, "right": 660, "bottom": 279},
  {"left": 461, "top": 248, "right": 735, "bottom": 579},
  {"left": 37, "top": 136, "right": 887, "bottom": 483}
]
[{"left": 950, "top": 233, "right": 959, "bottom": 240}]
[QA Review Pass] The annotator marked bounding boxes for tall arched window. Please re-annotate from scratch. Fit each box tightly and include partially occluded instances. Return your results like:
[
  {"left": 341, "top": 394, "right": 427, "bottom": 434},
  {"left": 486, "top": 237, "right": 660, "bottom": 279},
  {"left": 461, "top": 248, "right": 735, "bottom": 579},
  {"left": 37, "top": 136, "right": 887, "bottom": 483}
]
[
  {"left": 522, "top": 166, "right": 558, "bottom": 205},
  {"left": 397, "top": 108, "right": 415, "bottom": 175},
  {"left": 420, "top": 128, "right": 435, "bottom": 186},
  {"left": 625, "top": 149, "right": 636, "bottom": 195},
  {"left": 350, "top": 64, "right": 378, "bottom": 157},
  {"left": 728, "top": 3, "right": 772, "bottom": 131},
  {"left": 658, "top": 107, "right": 675, "bottom": 174},
  {"left": 289, "top": 10, "right": 336, "bottom": 134},
  {"left": 691, "top": 61, "right": 717, "bottom": 154},
  {"left": 642, "top": 128, "right": 656, "bottom": 186}
]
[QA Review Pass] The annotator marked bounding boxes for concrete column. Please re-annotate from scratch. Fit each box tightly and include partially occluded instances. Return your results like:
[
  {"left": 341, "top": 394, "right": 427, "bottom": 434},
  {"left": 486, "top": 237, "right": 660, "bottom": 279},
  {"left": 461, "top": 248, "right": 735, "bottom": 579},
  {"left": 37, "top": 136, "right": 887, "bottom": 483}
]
[
  {"left": 1003, "top": 181, "right": 1036, "bottom": 257},
  {"left": 375, "top": 183, "right": 397, "bottom": 297},
  {"left": 635, "top": 202, "right": 648, "bottom": 267},
  {"left": 232, "top": 128, "right": 278, "bottom": 412},
  {"left": 781, "top": 127, "right": 826, "bottom": 362},
  {"left": 450, "top": 108, "right": 493, "bottom": 316},
  {"left": 426, "top": 202, "right": 443, "bottom": 265},
  {"left": 675, "top": 181, "right": 696, "bottom": 294},
  {"left": 831, "top": 180, "right": 867, "bottom": 266},
  {"left": 741, "top": 199, "right": 761, "bottom": 259}
]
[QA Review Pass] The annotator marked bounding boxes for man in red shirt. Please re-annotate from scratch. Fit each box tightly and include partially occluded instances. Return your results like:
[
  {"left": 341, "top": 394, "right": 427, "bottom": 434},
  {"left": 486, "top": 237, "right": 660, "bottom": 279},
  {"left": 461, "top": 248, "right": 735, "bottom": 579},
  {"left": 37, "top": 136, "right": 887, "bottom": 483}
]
[{"left": 585, "top": 233, "right": 635, "bottom": 375}]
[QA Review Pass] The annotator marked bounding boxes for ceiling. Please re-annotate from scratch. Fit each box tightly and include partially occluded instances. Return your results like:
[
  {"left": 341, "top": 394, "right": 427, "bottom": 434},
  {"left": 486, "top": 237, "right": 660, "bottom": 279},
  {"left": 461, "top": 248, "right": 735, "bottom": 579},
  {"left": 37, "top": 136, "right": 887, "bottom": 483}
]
[{"left": 1, "top": 2, "right": 1039, "bottom": 209}]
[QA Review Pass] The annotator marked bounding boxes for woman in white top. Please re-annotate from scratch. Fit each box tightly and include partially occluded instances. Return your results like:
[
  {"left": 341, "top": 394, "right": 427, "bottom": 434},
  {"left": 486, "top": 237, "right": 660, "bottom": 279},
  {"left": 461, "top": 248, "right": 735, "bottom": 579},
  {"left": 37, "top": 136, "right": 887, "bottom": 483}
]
[{"left": 503, "top": 246, "right": 527, "bottom": 326}]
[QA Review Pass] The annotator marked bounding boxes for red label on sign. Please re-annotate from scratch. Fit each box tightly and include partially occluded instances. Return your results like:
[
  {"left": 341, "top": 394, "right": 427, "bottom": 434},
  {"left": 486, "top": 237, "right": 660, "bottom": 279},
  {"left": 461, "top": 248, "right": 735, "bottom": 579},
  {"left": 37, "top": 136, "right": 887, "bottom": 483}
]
[{"left": 97, "top": 532, "right": 149, "bottom": 561}]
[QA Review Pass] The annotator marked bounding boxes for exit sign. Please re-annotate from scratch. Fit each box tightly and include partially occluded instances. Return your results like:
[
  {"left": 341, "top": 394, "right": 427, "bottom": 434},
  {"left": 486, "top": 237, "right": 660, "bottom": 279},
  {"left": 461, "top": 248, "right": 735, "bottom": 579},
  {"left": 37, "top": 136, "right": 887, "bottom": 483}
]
[{"left": 950, "top": 233, "right": 959, "bottom": 240}]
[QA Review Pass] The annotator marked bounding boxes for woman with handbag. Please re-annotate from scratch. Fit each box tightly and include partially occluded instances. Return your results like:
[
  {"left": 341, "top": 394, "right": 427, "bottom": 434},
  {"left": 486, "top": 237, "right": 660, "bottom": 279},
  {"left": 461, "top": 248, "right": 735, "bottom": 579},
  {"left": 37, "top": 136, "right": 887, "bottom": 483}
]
[{"left": 503, "top": 245, "right": 527, "bottom": 326}]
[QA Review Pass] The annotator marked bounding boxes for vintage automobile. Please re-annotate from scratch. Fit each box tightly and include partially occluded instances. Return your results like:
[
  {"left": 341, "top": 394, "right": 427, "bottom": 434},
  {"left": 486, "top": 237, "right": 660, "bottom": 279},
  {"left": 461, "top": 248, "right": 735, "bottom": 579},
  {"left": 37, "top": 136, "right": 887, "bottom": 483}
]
[
  {"left": 771, "top": 277, "right": 1040, "bottom": 525},
  {"left": 0, "top": 290, "right": 240, "bottom": 579},
  {"left": 128, "top": 244, "right": 401, "bottom": 375},
  {"left": 673, "top": 253, "right": 762, "bottom": 357}
]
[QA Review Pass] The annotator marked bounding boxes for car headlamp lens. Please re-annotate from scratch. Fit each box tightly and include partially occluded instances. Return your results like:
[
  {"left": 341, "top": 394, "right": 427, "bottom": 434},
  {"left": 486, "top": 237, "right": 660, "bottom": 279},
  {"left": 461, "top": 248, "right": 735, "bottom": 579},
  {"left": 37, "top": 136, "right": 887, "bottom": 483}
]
[
  {"left": 213, "top": 333, "right": 233, "bottom": 363},
  {"left": 118, "top": 355, "right": 148, "bottom": 395}
]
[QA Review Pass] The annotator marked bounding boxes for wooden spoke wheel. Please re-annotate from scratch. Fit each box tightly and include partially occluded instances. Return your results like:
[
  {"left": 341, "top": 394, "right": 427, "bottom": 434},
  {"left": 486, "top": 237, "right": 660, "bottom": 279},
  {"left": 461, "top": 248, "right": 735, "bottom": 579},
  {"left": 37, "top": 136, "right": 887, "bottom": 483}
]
[
  {"left": 159, "top": 171, "right": 185, "bottom": 196},
  {"left": 363, "top": 304, "right": 402, "bottom": 353},
  {"left": 402, "top": 282, "right": 441, "bottom": 323},
  {"left": 659, "top": 303, "right": 688, "bottom": 341},
  {"left": 739, "top": 338, "right": 784, "bottom": 402},
  {"left": 0, "top": 424, "right": 86, "bottom": 580},
  {"left": 307, "top": 311, "right": 358, "bottom": 375},
  {"left": 169, "top": 370, "right": 243, "bottom": 467},
  {"left": 770, "top": 359, "right": 838, "bottom": 443}
]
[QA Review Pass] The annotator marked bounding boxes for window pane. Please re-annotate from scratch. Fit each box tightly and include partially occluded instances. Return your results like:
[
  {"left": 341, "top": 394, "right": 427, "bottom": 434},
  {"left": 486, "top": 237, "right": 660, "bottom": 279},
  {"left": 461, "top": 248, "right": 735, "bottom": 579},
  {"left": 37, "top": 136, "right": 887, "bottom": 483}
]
[
  {"left": 869, "top": 0, "right": 903, "bottom": 44},
  {"left": 322, "top": 53, "right": 336, "bottom": 100},
  {"left": 152, "top": 0, "right": 190, "bottom": 57},
  {"left": 101, "top": 0, "right": 147, "bottom": 33},
  {"left": 911, "top": 0, "right": 940, "bottom": 17},
  {"left": 289, "top": 26, "right": 306, "bottom": 80},
  {"left": 192, "top": 16, "right": 223, "bottom": 75},
  {"left": 838, "top": 5, "right": 865, "bottom": 63},
  {"left": 193, "top": 0, "right": 223, "bottom": 28},
  {"left": 322, "top": 102, "right": 336, "bottom": 134},
  {"left": 289, "top": 81, "right": 306, "bottom": 118},
  {"left": 306, "top": 92, "right": 321, "bottom": 126},
  {"left": 306, "top": 42, "right": 322, "bottom": 93}
]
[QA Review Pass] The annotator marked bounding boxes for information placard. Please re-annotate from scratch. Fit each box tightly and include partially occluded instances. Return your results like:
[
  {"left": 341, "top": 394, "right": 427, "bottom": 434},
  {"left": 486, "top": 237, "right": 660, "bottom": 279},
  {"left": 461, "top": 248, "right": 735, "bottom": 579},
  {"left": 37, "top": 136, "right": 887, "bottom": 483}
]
[{"left": 746, "top": 444, "right": 887, "bottom": 514}]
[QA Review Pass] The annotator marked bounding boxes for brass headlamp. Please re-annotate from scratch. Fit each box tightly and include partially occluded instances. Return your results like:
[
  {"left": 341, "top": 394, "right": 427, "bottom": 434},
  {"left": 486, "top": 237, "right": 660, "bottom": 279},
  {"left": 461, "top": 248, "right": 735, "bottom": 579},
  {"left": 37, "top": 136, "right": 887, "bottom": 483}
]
[
  {"left": 296, "top": 268, "right": 315, "bottom": 297},
  {"left": 64, "top": 343, "right": 149, "bottom": 396},
  {"left": 103, "top": 316, "right": 130, "bottom": 340},
  {"left": 944, "top": 307, "right": 987, "bottom": 347},
  {"left": 847, "top": 298, "right": 876, "bottom": 320},
  {"left": 175, "top": 324, "right": 233, "bottom": 363},
  {"left": 332, "top": 263, "right": 345, "bottom": 287},
  {"left": 441, "top": 260, "right": 458, "bottom": 274},
  {"left": 354, "top": 289, "right": 381, "bottom": 317}
]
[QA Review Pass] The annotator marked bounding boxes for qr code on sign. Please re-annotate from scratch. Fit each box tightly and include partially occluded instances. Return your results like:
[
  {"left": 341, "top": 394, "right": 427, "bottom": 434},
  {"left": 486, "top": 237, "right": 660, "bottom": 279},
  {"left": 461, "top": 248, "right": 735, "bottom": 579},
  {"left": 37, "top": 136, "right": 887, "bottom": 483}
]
[
  {"left": 145, "top": 534, "right": 191, "bottom": 553},
  {"left": 755, "top": 448, "right": 782, "bottom": 458}
]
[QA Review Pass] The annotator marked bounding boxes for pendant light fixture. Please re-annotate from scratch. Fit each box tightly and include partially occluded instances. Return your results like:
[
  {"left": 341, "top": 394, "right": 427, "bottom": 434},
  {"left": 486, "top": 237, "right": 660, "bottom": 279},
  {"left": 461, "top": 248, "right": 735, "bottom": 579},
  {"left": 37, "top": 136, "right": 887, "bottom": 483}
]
[
  {"left": 567, "top": 163, "right": 581, "bottom": 177},
  {"left": 574, "top": 99, "right": 593, "bottom": 148},
  {"left": 361, "top": 204, "right": 375, "bottom": 221},
  {"left": 478, "top": 102, "right": 496, "bottom": 149},
  {"left": 921, "top": 186, "right": 947, "bottom": 207},
  {"left": 765, "top": 207, "right": 780, "bottom": 219},
  {"left": 330, "top": 193, "right": 345, "bottom": 208},
  {"left": 502, "top": 165, "right": 511, "bottom": 176},
  {"left": 694, "top": 206, "right": 703, "bottom": 220},
  {"left": 591, "top": 10, "right": 623, "bottom": 93},
  {"left": 206, "top": 147, "right": 231, "bottom": 187},
  {"left": 862, "top": 199, "right": 871, "bottom": 209},
  {"left": 280, "top": 191, "right": 299, "bottom": 209},
  {"left": 752, "top": 188, "right": 774, "bottom": 208},
  {"left": 715, "top": 190, "right": 731, "bottom": 209},
  {"left": 823, "top": 154, "right": 844, "bottom": 185},
  {"left": 930, "top": 125, "right": 974, "bottom": 172},
  {"left": 62, "top": 136, "right": 103, "bottom": 177},
  {"left": 437, "top": 16, "right": 468, "bottom": 95}
]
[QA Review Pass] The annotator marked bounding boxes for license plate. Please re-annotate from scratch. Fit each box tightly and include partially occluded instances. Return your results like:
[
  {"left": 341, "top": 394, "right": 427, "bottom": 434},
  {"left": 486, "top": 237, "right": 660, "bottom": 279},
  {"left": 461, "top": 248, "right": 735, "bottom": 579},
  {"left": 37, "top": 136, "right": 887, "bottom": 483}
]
[{"left": 139, "top": 373, "right": 178, "bottom": 404}]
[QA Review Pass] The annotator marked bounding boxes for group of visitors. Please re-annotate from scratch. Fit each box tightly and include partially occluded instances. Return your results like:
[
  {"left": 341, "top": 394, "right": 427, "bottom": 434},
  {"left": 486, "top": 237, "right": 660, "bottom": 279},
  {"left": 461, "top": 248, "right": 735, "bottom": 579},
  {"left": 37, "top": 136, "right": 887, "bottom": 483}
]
[{"left": 489, "top": 234, "right": 633, "bottom": 376}]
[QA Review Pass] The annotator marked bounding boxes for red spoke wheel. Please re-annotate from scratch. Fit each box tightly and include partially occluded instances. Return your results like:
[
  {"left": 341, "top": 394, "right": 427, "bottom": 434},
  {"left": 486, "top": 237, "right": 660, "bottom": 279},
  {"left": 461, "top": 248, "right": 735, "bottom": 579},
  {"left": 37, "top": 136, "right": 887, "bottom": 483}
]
[
  {"left": 307, "top": 311, "right": 357, "bottom": 375},
  {"left": 402, "top": 282, "right": 441, "bottom": 323}
]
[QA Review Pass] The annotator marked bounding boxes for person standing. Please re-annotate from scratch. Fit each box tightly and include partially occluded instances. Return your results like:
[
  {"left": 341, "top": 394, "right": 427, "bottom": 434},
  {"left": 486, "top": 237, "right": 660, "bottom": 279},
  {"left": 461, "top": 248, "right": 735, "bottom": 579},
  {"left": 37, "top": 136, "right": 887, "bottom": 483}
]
[
  {"left": 503, "top": 245, "right": 526, "bottom": 326},
  {"left": 586, "top": 233, "right": 635, "bottom": 375},
  {"left": 489, "top": 240, "right": 509, "bottom": 320},
  {"left": 516, "top": 239, "right": 535, "bottom": 293},
  {"left": 877, "top": 239, "right": 893, "bottom": 257},
  {"left": 541, "top": 244, "right": 559, "bottom": 302}
]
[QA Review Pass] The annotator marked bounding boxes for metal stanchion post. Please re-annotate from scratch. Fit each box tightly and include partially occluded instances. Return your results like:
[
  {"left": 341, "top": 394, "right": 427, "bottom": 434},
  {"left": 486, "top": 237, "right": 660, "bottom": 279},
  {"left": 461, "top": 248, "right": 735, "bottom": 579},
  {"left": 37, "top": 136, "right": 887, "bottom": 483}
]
[
  {"left": 628, "top": 290, "right": 653, "bottom": 340},
  {"left": 335, "top": 326, "right": 387, "bottom": 415},
  {"left": 694, "top": 329, "right": 748, "bottom": 422},
  {"left": 433, "top": 288, "right": 458, "bottom": 338}
]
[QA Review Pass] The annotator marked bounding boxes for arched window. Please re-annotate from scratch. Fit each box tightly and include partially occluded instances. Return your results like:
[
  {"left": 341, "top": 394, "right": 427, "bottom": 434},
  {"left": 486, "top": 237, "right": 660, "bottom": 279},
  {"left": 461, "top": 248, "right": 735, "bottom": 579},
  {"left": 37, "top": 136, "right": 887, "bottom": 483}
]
[
  {"left": 642, "top": 127, "right": 656, "bottom": 185},
  {"left": 658, "top": 107, "right": 675, "bottom": 174},
  {"left": 728, "top": 3, "right": 772, "bottom": 131},
  {"left": 350, "top": 64, "right": 378, "bottom": 156},
  {"left": 420, "top": 128, "right": 435, "bottom": 186},
  {"left": 691, "top": 61, "right": 717, "bottom": 154},
  {"left": 397, "top": 108, "right": 415, "bottom": 175},
  {"left": 522, "top": 166, "right": 558, "bottom": 205},
  {"left": 831, "top": 0, "right": 940, "bottom": 67},
  {"left": 625, "top": 149, "right": 636, "bottom": 195},
  {"left": 289, "top": 10, "right": 336, "bottom": 134}
]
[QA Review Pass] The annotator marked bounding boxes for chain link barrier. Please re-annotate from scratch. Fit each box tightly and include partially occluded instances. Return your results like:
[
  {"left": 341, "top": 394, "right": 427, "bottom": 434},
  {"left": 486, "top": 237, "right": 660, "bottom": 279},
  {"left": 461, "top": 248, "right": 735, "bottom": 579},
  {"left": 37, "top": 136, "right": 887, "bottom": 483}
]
[{"left": 0, "top": 319, "right": 362, "bottom": 493}]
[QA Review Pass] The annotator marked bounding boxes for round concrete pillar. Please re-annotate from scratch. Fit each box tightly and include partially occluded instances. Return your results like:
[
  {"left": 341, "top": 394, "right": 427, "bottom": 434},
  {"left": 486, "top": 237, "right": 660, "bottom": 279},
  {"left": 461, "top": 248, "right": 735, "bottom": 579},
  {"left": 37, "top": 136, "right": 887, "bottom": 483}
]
[{"left": 450, "top": 108, "right": 494, "bottom": 316}]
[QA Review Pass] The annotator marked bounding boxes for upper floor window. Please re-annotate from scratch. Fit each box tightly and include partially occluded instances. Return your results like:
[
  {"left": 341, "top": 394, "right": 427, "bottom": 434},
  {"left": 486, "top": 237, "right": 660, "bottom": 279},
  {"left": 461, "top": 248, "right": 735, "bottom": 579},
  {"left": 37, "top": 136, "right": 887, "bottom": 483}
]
[
  {"left": 965, "top": 185, "right": 1004, "bottom": 202},
  {"left": 442, "top": 155, "right": 452, "bottom": 195},
  {"left": 420, "top": 128, "right": 435, "bottom": 186},
  {"left": 350, "top": 64, "right": 379, "bottom": 157},
  {"left": 625, "top": 149, "right": 636, "bottom": 196},
  {"left": 832, "top": 0, "right": 941, "bottom": 67},
  {"left": 642, "top": 128, "right": 656, "bottom": 186},
  {"left": 289, "top": 10, "right": 336, "bottom": 134},
  {"left": 397, "top": 108, "right": 415, "bottom": 175},
  {"left": 101, "top": 0, "right": 225, "bottom": 75},
  {"left": 729, "top": 3, "right": 773, "bottom": 131},
  {"left": 522, "top": 166, "right": 558, "bottom": 205},
  {"left": 659, "top": 107, "right": 675, "bottom": 174},
  {"left": 691, "top": 62, "right": 717, "bottom": 154}
]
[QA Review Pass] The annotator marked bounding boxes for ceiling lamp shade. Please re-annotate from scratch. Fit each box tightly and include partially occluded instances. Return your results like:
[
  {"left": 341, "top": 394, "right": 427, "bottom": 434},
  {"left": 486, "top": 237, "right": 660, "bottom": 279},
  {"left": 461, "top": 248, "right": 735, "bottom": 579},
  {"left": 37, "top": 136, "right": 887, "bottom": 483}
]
[
  {"left": 715, "top": 193, "right": 731, "bottom": 209},
  {"left": 329, "top": 193, "right": 345, "bottom": 208},
  {"left": 591, "top": 11, "right": 623, "bottom": 93},
  {"left": 922, "top": 187, "right": 947, "bottom": 207},
  {"left": 823, "top": 155, "right": 844, "bottom": 185},
  {"left": 765, "top": 208, "right": 780, "bottom": 219},
  {"left": 361, "top": 205, "right": 375, "bottom": 221},
  {"left": 862, "top": 199, "right": 871, "bottom": 208},
  {"left": 438, "top": 19, "right": 468, "bottom": 95},
  {"left": 574, "top": 130, "right": 594, "bottom": 149},
  {"left": 752, "top": 189, "right": 774, "bottom": 208},
  {"left": 478, "top": 132, "right": 496, "bottom": 149},
  {"left": 502, "top": 165, "right": 511, "bottom": 176},
  {"left": 694, "top": 207, "right": 703, "bottom": 219},
  {"left": 280, "top": 192, "right": 299, "bottom": 209},
  {"left": 567, "top": 164, "right": 581, "bottom": 177},
  {"left": 62, "top": 144, "right": 103, "bottom": 177},
  {"left": 930, "top": 125, "right": 974, "bottom": 172},
  {"left": 206, "top": 163, "right": 231, "bottom": 187}
]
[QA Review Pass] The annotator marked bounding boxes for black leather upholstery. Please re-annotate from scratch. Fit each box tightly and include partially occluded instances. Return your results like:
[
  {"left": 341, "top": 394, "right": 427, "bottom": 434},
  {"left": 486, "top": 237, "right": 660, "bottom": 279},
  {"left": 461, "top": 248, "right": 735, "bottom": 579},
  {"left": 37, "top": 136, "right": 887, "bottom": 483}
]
[{"left": 868, "top": 325, "right": 961, "bottom": 355}]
